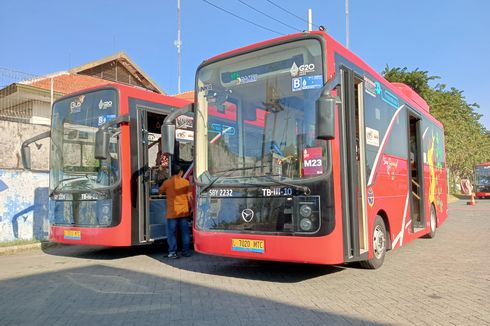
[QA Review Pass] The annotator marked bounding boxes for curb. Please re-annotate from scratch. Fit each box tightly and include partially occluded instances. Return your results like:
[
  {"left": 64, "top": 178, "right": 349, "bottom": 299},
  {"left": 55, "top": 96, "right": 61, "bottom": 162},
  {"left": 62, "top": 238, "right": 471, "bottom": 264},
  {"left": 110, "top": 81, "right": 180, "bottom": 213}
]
[
  {"left": 0, "top": 242, "right": 41, "bottom": 255},
  {"left": 0, "top": 242, "right": 59, "bottom": 255}
]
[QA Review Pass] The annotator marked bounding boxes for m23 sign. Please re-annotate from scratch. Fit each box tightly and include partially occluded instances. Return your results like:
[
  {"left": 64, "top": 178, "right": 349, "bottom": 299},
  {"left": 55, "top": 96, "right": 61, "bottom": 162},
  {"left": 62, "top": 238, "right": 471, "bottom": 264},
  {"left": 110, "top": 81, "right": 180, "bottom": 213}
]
[{"left": 302, "top": 147, "right": 323, "bottom": 176}]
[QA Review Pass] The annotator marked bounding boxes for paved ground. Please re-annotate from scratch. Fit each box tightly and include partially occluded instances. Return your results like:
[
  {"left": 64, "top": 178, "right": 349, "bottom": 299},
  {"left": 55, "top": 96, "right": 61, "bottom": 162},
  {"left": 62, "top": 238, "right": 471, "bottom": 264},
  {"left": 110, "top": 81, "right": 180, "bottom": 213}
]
[{"left": 0, "top": 200, "right": 488, "bottom": 326}]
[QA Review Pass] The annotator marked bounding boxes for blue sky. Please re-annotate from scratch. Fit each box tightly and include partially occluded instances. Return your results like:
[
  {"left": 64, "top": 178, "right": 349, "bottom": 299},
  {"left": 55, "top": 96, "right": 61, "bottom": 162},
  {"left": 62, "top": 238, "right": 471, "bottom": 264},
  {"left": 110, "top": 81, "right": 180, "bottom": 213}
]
[{"left": 1, "top": 0, "right": 489, "bottom": 129}]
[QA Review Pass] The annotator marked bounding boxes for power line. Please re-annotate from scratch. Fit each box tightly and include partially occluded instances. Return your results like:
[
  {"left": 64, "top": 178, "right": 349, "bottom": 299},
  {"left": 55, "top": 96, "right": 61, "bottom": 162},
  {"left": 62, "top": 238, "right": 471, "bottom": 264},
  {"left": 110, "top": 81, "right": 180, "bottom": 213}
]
[
  {"left": 201, "top": 0, "right": 284, "bottom": 36},
  {"left": 266, "top": 0, "right": 320, "bottom": 28},
  {"left": 237, "top": 0, "right": 302, "bottom": 32}
]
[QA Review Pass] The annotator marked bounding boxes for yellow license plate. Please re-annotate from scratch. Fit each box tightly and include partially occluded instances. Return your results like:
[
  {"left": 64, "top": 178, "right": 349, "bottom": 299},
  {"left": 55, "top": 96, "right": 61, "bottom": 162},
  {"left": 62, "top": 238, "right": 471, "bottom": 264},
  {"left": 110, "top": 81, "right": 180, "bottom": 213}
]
[
  {"left": 232, "top": 238, "right": 264, "bottom": 253},
  {"left": 64, "top": 230, "right": 81, "bottom": 240}
]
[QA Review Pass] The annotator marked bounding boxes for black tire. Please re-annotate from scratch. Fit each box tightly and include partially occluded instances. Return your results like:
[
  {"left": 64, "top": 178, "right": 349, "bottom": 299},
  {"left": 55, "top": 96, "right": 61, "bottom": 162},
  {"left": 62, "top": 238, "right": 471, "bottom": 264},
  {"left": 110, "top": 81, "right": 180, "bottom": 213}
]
[
  {"left": 360, "top": 215, "right": 387, "bottom": 269},
  {"left": 425, "top": 205, "right": 437, "bottom": 239}
]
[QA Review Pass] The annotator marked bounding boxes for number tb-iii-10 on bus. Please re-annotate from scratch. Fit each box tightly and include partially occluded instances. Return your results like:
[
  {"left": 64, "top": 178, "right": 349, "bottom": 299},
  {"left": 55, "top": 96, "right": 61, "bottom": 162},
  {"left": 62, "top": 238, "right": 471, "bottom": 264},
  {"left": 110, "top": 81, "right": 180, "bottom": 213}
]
[
  {"left": 181, "top": 30, "right": 447, "bottom": 268},
  {"left": 22, "top": 83, "right": 194, "bottom": 246}
]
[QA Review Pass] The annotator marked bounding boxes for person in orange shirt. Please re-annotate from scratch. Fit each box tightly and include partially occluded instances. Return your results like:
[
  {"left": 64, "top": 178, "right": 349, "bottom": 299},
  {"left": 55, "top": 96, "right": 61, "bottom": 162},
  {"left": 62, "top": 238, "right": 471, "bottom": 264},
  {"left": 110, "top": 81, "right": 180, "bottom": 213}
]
[{"left": 159, "top": 164, "right": 193, "bottom": 258}]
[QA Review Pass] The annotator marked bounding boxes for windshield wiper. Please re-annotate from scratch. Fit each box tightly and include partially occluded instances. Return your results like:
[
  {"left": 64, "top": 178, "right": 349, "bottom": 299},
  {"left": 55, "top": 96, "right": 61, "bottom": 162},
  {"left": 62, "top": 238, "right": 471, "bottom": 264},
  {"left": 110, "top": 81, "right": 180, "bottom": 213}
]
[
  {"left": 200, "top": 165, "right": 266, "bottom": 194},
  {"left": 76, "top": 182, "right": 105, "bottom": 196},
  {"left": 261, "top": 175, "right": 311, "bottom": 195},
  {"left": 50, "top": 175, "right": 91, "bottom": 196}
]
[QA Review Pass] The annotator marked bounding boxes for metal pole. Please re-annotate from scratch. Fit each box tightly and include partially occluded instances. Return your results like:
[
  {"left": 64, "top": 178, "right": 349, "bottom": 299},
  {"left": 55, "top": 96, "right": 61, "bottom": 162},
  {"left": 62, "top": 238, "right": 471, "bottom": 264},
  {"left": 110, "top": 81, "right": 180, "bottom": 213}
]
[
  {"left": 345, "top": 0, "right": 349, "bottom": 49},
  {"left": 177, "top": 0, "right": 181, "bottom": 94},
  {"left": 308, "top": 8, "right": 312, "bottom": 31}
]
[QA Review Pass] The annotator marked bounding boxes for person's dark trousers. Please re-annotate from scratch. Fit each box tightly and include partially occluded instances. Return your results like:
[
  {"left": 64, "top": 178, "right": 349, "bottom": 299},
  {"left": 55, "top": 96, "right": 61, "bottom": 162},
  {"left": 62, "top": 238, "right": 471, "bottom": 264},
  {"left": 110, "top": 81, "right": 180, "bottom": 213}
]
[{"left": 166, "top": 217, "right": 191, "bottom": 255}]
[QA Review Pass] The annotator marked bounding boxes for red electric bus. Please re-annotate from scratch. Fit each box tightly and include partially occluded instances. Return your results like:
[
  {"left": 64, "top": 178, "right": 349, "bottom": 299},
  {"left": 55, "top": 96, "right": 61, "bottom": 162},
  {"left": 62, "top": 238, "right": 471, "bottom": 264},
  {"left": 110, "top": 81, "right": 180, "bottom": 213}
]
[
  {"left": 475, "top": 162, "right": 490, "bottom": 199},
  {"left": 185, "top": 30, "right": 447, "bottom": 268},
  {"left": 22, "top": 83, "right": 194, "bottom": 246}
]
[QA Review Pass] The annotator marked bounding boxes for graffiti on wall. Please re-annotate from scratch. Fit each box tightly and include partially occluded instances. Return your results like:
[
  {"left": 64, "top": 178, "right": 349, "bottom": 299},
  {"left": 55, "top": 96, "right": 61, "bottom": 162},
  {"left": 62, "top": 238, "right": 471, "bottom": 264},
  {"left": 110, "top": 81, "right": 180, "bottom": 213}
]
[{"left": 0, "top": 170, "right": 49, "bottom": 242}]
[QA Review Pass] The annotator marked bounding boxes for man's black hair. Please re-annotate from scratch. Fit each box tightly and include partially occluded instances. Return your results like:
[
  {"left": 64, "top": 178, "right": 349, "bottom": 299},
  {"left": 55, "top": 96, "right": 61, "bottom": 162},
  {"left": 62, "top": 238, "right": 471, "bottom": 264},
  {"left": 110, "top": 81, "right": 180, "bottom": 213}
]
[{"left": 171, "top": 164, "right": 183, "bottom": 176}]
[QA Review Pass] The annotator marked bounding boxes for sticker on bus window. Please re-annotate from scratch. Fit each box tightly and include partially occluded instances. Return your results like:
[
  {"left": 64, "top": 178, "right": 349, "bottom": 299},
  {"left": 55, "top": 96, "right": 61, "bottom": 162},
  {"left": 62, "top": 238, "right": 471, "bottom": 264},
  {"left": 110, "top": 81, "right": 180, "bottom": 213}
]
[
  {"left": 292, "top": 75, "right": 323, "bottom": 92},
  {"left": 302, "top": 147, "right": 323, "bottom": 176},
  {"left": 366, "top": 127, "right": 380, "bottom": 147},
  {"left": 237, "top": 74, "right": 257, "bottom": 85},
  {"left": 176, "top": 129, "right": 194, "bottom": 142},
  {"left": 364, "top": 76, "right": 377, "bottom": 97},
  {"left": 98, "top": 99, "right": 113, "bottom": 110},
  {"left": 382, "top": 89, "right": 400, "bottom": 108},
  {"left": 290, "top": 62, "right": 316, "bottom": 77},
  {"left": 98, "top": 114, "right": 116, "bottom": 126}
]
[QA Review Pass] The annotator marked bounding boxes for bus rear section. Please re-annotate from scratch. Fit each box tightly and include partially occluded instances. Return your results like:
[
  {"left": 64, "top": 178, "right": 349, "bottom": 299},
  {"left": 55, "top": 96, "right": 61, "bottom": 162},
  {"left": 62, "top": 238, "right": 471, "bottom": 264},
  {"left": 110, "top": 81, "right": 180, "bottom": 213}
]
[
  {"left": 191, "top": 31, "right": 447, "bottom": 268},
  {"left": 23, "top": 84, "right": 194, "bottom": 246},
  {"left": 475, "top": 163, "right": 490, "bottom": 198}
]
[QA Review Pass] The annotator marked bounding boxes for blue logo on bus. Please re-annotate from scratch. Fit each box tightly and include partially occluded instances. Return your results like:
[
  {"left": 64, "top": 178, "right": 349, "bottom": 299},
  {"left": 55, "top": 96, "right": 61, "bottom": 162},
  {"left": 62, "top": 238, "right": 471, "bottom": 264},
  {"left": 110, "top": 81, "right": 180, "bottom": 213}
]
[
  {"left": 382, "top": 89, "right": 399, "bottom": 108},
  {"left": 292, "top": 75, "right": 323, "bottom": 92}
]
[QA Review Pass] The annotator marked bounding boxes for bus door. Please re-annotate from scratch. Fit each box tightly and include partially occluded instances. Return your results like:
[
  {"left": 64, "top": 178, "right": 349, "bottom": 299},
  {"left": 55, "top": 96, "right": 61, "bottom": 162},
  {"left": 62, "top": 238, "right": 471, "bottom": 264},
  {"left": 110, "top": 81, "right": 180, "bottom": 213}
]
[
  {"left": 136, "top": 107, "right": 169, "bottom": 243},
  {"left": 340, "top": 67, "right": 369, "bottom": 261},
  {"left": 408, "top": 113, "right": 425, "bottom": 230}
]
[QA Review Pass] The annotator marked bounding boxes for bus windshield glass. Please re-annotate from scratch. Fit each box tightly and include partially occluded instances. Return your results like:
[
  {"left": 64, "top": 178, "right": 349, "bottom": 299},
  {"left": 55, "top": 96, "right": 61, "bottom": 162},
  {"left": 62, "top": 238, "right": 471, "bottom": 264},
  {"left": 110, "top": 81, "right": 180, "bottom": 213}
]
[
  {"left": 475, "top": 165, "right": 490, "bottom": 185},
  {"left": 195, "top": 38, "right": 326, "bottom": 185},
  {"left": 49, "top": 89, "right": 119, "bottom": 194}
]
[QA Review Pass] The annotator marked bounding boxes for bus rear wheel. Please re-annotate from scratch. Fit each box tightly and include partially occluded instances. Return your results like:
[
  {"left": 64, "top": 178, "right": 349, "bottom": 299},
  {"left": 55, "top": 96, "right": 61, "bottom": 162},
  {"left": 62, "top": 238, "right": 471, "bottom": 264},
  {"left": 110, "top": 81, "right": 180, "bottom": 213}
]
[
  {"left": 360, "top": 216, "right": 386, "bottom": 269},
  {"left": 424, "top": 205, "right": 437, "bottom": 239}
]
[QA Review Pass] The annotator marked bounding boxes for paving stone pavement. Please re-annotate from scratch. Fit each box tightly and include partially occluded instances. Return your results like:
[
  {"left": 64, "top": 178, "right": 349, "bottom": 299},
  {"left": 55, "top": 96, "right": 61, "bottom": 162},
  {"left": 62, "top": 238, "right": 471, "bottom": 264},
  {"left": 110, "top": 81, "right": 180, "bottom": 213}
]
[{"left": 0, "top": 200, "right": 488, "bottom": 326}]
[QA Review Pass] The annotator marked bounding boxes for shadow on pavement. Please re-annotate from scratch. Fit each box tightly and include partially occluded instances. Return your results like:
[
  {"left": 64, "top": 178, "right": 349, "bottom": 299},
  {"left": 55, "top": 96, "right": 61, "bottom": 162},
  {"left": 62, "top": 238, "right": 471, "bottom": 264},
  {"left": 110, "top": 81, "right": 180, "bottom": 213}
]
[
  {"left": 41, "top": 242, "right": 166, "bottom": 260},
  {"left": 42, "top": 242, "right": 344, "bottom": 283},
  {"left": 0, "top": 264, "right": 386, "bottom": 325},
  {"left": 159, "top": 253, "right": 346, "bottom": 283}
]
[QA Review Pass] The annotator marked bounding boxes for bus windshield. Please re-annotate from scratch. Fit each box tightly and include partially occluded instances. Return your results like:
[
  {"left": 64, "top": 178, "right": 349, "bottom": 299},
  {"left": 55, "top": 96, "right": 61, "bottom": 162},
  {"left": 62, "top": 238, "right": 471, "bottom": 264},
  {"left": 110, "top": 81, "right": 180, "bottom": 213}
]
[
  {"left": 475, "top": 165, "right": 490, "bottom": 185},
  {"left": 49, "top": 89, "right": 119, "bottom": 194},
  {"left": 195, "top": 38, "right": 326, "bottom": 186}
]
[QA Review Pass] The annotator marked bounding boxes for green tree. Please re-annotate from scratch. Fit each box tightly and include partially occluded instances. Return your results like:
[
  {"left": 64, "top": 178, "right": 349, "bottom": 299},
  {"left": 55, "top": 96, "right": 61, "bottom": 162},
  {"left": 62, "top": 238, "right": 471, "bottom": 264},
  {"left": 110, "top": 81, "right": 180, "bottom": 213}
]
[{"left": 382, "top": 66, "right": 490, "bottom": 190}]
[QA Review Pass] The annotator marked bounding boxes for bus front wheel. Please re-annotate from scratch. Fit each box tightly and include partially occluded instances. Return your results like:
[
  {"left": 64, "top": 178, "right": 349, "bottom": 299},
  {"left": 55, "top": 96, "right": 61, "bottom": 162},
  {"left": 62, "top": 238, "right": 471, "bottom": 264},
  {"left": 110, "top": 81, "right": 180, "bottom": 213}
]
[{"left": 360, "top": 216, "right": 386, "bottom": 269}]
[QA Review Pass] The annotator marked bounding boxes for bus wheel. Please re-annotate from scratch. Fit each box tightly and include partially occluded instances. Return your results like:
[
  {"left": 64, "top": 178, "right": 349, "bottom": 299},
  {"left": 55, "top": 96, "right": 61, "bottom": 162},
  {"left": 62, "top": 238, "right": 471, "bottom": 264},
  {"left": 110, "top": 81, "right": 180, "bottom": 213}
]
[
  {"left": 425, "top": 205, "right": 437, "bottom": 239},
  {"left": 360, "top": 216, "right": 386, "bottom": 269}
]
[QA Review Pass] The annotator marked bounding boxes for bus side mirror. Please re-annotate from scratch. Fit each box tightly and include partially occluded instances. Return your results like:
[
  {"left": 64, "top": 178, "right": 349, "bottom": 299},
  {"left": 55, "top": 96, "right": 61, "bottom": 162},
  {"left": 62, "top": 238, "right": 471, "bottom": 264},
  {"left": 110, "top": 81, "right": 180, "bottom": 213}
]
[
  {"left": 95, "top": 129, "right": 110, "bottom": 160},
  {"left": 161, "top": 124, "right": 175, "bottom": 155},
  {"left": 20, "top": 130, "right": 51, "bottom": 170},
  {"left": 22, "top": 145, "right": 31, "bottom": 170},
  {"left": 315, "top": 96, "right": 337, "bottom": 140}
]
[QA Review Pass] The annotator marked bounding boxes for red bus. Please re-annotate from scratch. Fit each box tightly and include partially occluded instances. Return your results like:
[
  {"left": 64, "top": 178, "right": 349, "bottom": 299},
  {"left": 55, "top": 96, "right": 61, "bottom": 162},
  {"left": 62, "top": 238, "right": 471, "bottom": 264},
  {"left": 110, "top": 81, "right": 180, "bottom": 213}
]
[
  {"left": 475, "top": 162, "right": 490, "bottom": 199},
  {"left": 22, "top": 83, "right": 194, "bottom": 246},
  {"left": 188, "top": 31, "right": 448, "bottom": 268}
]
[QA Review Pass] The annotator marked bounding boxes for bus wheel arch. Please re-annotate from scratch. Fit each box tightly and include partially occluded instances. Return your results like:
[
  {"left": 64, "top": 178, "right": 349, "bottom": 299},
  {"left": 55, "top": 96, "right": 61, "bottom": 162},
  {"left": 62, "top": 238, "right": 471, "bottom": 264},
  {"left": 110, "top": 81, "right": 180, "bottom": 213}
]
[
  {"left": 424, "top": 203, "right": 437, "bottom": 239},
  {"left": 376, "top": 210, "right": 392, "bottom": 250},
  {"left": 360, "top": 215, "right": 387, "bottom": 269}
]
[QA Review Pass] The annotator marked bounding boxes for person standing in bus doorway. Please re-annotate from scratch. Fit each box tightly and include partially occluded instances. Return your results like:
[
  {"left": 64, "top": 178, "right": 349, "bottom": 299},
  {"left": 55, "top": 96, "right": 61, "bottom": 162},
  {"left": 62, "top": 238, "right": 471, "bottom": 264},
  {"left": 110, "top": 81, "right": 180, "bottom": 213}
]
[{"left": 159, "top": 164, "right": 193, "bottom": 258}]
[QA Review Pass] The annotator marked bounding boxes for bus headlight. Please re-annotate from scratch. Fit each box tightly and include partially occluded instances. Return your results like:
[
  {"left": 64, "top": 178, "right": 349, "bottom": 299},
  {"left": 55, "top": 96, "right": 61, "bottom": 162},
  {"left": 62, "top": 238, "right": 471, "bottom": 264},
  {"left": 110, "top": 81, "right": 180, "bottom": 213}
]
[
  {"left": 299, "top": 204, "right": 312, "bottom": 218},
  {"left": 299, "top": 218, "right": 313, "bottom": 231},
  {"left": 294, "top": 196, "right": 320, "bottom": 233}
]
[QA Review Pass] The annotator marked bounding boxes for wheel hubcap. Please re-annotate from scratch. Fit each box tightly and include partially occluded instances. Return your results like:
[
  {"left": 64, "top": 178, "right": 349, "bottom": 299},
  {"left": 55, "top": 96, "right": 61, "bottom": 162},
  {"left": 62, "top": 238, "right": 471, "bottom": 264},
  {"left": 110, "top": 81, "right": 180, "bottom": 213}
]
[
  {"left": 431, "top": 209, "right": 436, "bottom": 233},
  {"left": 373, "top": 225, "right": 386, "bottom": 259}
]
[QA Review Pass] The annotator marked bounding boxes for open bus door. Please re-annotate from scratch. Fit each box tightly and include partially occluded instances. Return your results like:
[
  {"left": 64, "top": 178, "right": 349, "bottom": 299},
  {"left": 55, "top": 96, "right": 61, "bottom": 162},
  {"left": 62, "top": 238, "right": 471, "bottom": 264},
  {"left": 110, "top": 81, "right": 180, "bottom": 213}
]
[
  {"left": 408, "top": 113, "right": 426, "bottom": 230},
  {"left": 136, "top": 105, "right": 194, "bottom": 244},
  {"left": 136, "top": 107, "right": 168, "bottom": 243},
  {"left": 340, "top": 67, "right": 369, "bottom": 262}
]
